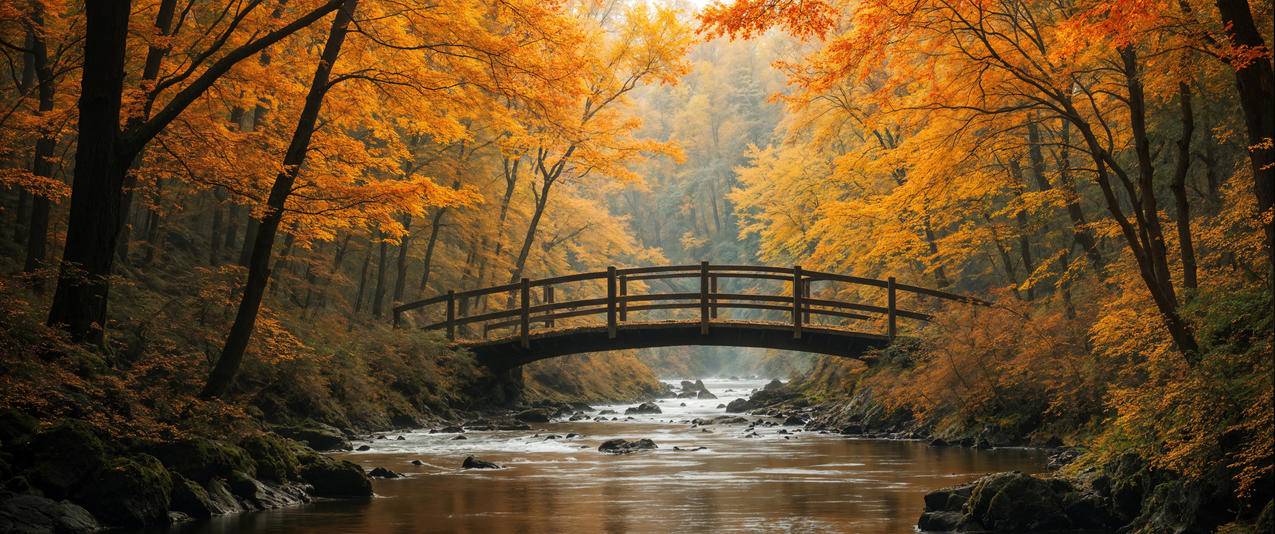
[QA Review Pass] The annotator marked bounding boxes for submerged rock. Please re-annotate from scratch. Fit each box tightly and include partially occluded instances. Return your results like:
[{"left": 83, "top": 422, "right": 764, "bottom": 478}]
[
  {"left": 297, "top": 455, "right": 372, "bottom": 497},
  {"left": 461, "top": 456, "right": 501, "bottom": 469},
  {"left": 514, "top": 409, "right": 552, "bottom": 423},
  {"left": 367, "top": 467, "right": 402, "bottom": 479},
  {"left": 598, "top": 439, "right": 657, "bottom": 454},
  {"left": 624, "top": 402, "right": 662, "bottom": 415}
]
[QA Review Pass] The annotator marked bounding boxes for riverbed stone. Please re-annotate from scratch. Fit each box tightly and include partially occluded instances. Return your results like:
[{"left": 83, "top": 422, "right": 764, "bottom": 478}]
[
  {"left": 18, "top": 420, "right": 108, "bottom": 500},
  {"left": 514, "top": 409, "right": 552, "bottom": 423},
  {"left": 367, "top": 467, "right": 402, "bottom": 479},
  {"left": 274, "top": 422, "right": 351, "bottom": 452},
  {"left": 297, "top": 456, "right": 372, "bottom": 497},
  {"left": 147, "top": 437, "right": 257, "bottom": 483},
  {"left": 240, "top": 433, "right": 299, "bottom": 482},
  {"left": 624, "top": 402, "right": 662, "bottom": 415},
  {"left": 169, "top": 474, "right": 217, "bottom": 519},
  {"left": 963, "top": 472, "right": 1073, "bottom": 532},
  {"left": 598, "top": 438, "right": 657, "bottom": 454},
  {"left": 0, "top": 494, "right": 99, "bottom": 533},
  {"left": 461, "top": 456, "right": 501, "bottom": 469}
]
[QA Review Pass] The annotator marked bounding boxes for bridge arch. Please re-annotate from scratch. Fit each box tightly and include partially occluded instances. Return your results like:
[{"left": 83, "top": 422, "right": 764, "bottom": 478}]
[{"left": 393, "top": 263, "right": 987, "bottom": 371}]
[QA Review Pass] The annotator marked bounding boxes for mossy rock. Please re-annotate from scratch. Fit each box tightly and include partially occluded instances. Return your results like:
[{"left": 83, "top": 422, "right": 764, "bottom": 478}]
[
  {"left": 0, "top": 408, "right": 38, "bottom": 443},
  {"left": 298, "top": 456, "right": 371, "bottom": 497},
  {"left": 19, "top": 420, "right": 108, "bottom": 500},
  {"left": 274, "top": 422, "right": 351, "bottom": 452},
  {"left": 169, "top": 474, "right": 216, "bottom": 519},
  {"left": 78, "top": 453, "right": 173, "bottom": 527},
  {"left": 240, "top": 433, "right": 299, "bottom": 482},
  {"left": 963, "top": 472, "right": 1073, "bottom": 532},
  {"left": 147, "top": 437, "right": 256, "bottom": 483}
]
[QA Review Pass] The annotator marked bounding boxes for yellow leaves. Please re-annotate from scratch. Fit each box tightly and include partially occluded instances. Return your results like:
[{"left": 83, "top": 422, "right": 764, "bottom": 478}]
[{"left": 697, "top": 0, "right": 839, "bottom": 41}]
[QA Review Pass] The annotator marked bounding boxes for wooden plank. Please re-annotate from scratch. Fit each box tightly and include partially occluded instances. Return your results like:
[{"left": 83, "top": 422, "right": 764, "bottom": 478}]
[
  {"left": 887, "top": 276, "right": 897, "bottom": 341},
  {"left": 699, "top": 261, "right": 709, "bottom": 335},
  {"left": 709, "top": 275, "right": 718, "bottom": 319},
  {"left": 520, "top": 278, "right": 530, "bottom": 348},
  {"left": 607, "top": 267, "right": 617, "bottom": 339},
  {"left": 792, "top": 265, "right": 803, "bottom": 339}
]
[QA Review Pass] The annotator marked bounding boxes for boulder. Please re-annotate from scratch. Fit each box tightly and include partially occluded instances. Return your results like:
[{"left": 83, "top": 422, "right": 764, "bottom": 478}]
[
  {"left": 169, "top": 474, "right": 218, "bottom": 519},
  {"left": 624, "top": 402, "right": 662, "bottom": 415},
  {"left": 514, "top": 409, "right": 552, "bottom": 423},
  {"left": 763, "top": 379, "right": 784, "bottom": 391},
  {"left": 204, "top": 478, "right": 243, "bottom": 515},
  {"left": 725, "top": 398, "right": 751, "bottom": 413},
  {"left": 147, "top": 437, "right": 257, "bottom": 483},
  {"left": 697, "top": 390, "right": 718, "bottom": 400},
  {"left": 227, "top": 470, "right": 308, "bottom": 510},
  {"left": 297, "top": 456, "right": 372, "bottom": 497},
  {"left": 355, "top": 445, "right": 371, "bottom": 451},
  {"left": 240, "top": 433, "right": 299, "bottom": 482},
  {"left": 598, "top": 439, "right": 657, "bottom": 454},
  {"left": 367, "top": 467, "right": 402, "bottom": 479},
  {"left": 18, "top": 420, "right": 108, "bottom": 500},
  {"left": 274, "top": 422, "right": 351, "bottom": 452},
  {"left": 451, "top": 435, "right": 467, "bottom": 440},
  {"left": 691, "top": 416, "right": 749, "bottom": 426},
  {"left": 1047, "top": 448, "right": 1080, "bottom": 469},
  {"left": 78, "top": 453, "right": 173, "bottom": 527},
  {"left": 962, "top": 472, "right": 1073, "bottom": 532},
  {"left": 432, "top": 426, "right": 465, "bottom": 434},
  {"left": 782, "top": 416, "right": 805, "bottom": 426},
  {"left": 0, "top": 494, "right": 98, "bottom": 533},
  {"left": 461, "top": 456, "right": 501, "bottom": 469},
  {"left": 917, "top": 510, "right": 963, "bottom": 531},
  {"left": 0, "top": 408, "right": 38, "bottom": 444}
]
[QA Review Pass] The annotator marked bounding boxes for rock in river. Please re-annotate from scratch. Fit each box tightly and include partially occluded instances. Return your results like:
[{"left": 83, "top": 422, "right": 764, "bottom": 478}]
[
  {"left": 598, "top": 438, "right": 658, "bottom": 454},
  {"left": 462, "top": 456, "right": 501, "bottom": 469},
  {"left": 624, "top": 402, "right": 662, "bottom": 415},
  {"left": 367, "top": 467, "right": 403, "bottom": 479}
]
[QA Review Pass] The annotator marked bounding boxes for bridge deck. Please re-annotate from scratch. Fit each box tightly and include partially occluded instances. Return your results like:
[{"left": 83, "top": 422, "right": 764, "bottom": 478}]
[{"left": 459, "top": 319, "right": 889, "bottom": 370}]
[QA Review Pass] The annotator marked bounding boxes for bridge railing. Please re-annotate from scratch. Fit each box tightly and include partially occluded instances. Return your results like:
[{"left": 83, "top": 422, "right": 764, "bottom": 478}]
[{"left": 392, "top": 262, "right": 989, "bottom": 347}]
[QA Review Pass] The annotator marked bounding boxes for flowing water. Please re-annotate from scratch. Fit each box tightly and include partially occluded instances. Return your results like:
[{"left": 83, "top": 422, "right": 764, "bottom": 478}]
[{"left": 176, "top": 378, "right": 1045, "bottom": 533}]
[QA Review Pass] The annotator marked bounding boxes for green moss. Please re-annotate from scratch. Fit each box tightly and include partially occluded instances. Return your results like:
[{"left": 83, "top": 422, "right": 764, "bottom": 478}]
[
  {"left": 20, "top": 420, "right": 108, "bottom": 500},
  {"left": 146, "top": 437, "right": 256, "bottom": 483},
  {"left": 78, "top": 453, "right": 173, "bottom": 527},
  {"left": 239, "top": 433, "right": 299, "bottom": 482}
]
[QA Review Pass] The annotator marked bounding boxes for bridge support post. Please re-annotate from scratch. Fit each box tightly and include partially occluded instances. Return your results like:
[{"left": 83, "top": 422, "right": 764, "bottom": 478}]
[
  {"left": 543, "top": 285, "right": 554, "bottom": 328},
  {"left": 699, "top": 261, "right": 710, "bottom": 335},
  {"left": 618, "top": 274, "right": 627, "bottom": 322},
  {"left": 792, "top": 266, "right": 803, "bottom": 339},
  {"left": 445, "top": 290, "right": 456, "bottom": 341},
  {"left": 887, "top": 276, "right": 897, "bottom": 341},
  {"left": 607, "top": 266, "right": 617, "bottom": 339},
  {"left": 520, "top": 278, "right": 530, "bottom": 348},
  {"left": 709, "top": 275, "right": 718, "bottom": 319}
]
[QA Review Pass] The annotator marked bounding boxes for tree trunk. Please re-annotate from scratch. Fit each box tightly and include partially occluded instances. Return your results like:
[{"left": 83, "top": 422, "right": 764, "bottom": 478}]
[
  {"left": 22, "top": 1, "right": 57, "bottom": 289},
  {"left": 353, "top": 239, "right": 373, "bottom": 315},
  {"left": 1122, "top": 47, "right": 1177, "bottom": 307},
  {"left": 1007, "top": 158, "right": 1035, "bottom": 299},
  {"left": 1213, "top": 0, "right": 1275, "bottom": 277},
  {"left": 508, "top": 179, "right": 553, "bottom": 290},
  {"left": 1029, "top": 119, "right": 1103, "bottom": 270},
  {"left": 418, "top": 207, "right": 447, "bottom": 293},
  {"left": 45, "top": 0, "right": 132, "bottom": 343},
  {"left": 1171, "top": 82, "right": 1198, "bottom": 290},
  {"left": 210, "top": 190, "right": 225, "bottom": 266},
  {"left": 201, "top": 0, "right": 359, "bottom": 398},
  {"left": 371, "top": 231, "right": 388, "bottom": 319},
  {"left": 392, "top": 215, "right": 412, "bottom": 305}
]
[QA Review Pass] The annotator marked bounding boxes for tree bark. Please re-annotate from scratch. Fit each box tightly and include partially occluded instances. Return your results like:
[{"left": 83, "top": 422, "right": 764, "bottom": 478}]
[
  {"left": 22, "top": 1, "right": 57, "bottom": 290},
  {"left": 1028, "top": 119, "right": 1103, "bottom": 270},
  {"left": 391, "top": 215, "right": 412, "bottom": 305},
  {"left": 201, "top": 0, "right": 359, "bottom": 398},
  {"left": 1213, "top": 0, "right": 1275, "bottom": 277},
  {"left": 353, "top": 238, "right": 373, "bottom": 315},
  {"left": 1171, "top": 82, "right": 1198, "bottom": 290},
  {"left": 418, "top": 207, "right": 447, "bottom": 293},
  {"left": 371, "top": 230, "right": 388, "bottom": 319}
]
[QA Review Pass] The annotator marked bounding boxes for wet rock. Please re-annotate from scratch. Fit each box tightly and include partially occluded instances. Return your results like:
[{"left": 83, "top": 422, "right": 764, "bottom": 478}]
[
  {"left": 598, "top": 439, "right": 657, "bottom": 454},
  {"left": 679, "top": 403, "right": 686, "bottom": 407},
  {"left": 274, "top": 422, "right": 351, "bottom": 452},
  {"left": 297, "top": 455, "right": 372, "bottom": 497},
  {"left": 565, "top": 433, "right": 580, "bottom": 439},
  {"left": 962, "top": 472, "right": 1075, "bottom": 531},
  {"left": 0, "top": 494, "right": 98, "bottom": 533},
  {"left": 79, "top": 453, "right": 172, "bottom": 527},
  {"left": 355, "top": 445, "right": 371, "bottom": 451},
  {"left": 782, "top": 416, "right": 805, "bottom": 426},
  {"left": 227, "top": 470, "right": 308, "bottom": 510},
  {"left": 975, "top": 437, "right": 992, "bottom": 450},
  {"left": 204, "top": 478, "right": 243, "bottom": 515},
  {"left": 411, "top": 460, "right": 424, "bottom": 466},
  {"left": 763, "top": 379, "right": 784, "bottom": 391},
  {"left": 672, "top": 446, "right": 707, "bottom": 452},
  {"left": 367, "top": 467, "right": 402, "bottom": 479},
  {"left": 598, "top": 410, "right": 618, "bottom": 415},
  {"left": 691, "top": 416, "right": 748, "bottom": 425},
  {"left": 624, "top": 402, "right": 662, "bottom": 415},
  {"left": 395, "top": 436, "right": 405, "bottom": 441},
  {"left": 917, "top": 510, "right": 963, "bottom": 531},
  {"left": 1047, "top": 448, "right": 1080, "bottom": 469},
  {"left": 431, "top": 426, "right": 465, "bottom": 434},
  {"left": 716, "top": 404, "right": 726, "bottom": 409},
  {"left": 514, "top": 409, "right": 552, "bottom": 423},
  {"left": 169, "top": 475, "right": 218, "bottom": 519},
  {"left": 461, "top": 456, "right": 501, "bottom": 469},
  {"left": 929, "top": 438, "right": 950, "bottom": 447},
  {"left": 451, "top": 435, "right": 467, "bottom": 440},
  {"left": 725, "top": 398, "right": 752, "bottom": 413}
]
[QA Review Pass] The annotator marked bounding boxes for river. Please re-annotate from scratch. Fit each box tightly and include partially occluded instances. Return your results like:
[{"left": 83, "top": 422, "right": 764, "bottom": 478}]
[{"left": 176, "top": 378, "right": 1045, "bottom": 533}]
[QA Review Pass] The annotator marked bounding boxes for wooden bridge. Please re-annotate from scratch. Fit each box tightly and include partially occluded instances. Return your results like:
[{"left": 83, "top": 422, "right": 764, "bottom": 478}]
[{"left": 392, "top": 263, "right": 988, "bottom": 370}]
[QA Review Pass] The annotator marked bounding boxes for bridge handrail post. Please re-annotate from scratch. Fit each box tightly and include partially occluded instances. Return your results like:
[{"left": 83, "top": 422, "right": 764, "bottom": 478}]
[
  {"left": 618, "top": 274, "right": 627, "bottom": 322},
  {"left": 445, "top": 290, "right": 456, "bottom": 341},
  {"left": 802, "top": 279, "right": 811, "bottom": 324},
  {"left": 607, "top": 266, "right": 617, "bottom": 339},
  {"left": 792, "top": 265, "right": 803, "bottom": 339},
  {"left": 520, "top": 278, "right": 530, "bottom": 348},
  {"left": 887, "top": 276, "right": 897, "bottom": 341},
  {"left": 700, "top": 261, "right": 710, "bottom": 335},
  {"left": 543, "top": 285, "right": 554, "bottom": 328},
  {"left": 709, "top": 274, "right": 718, "bottom": 319}
]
